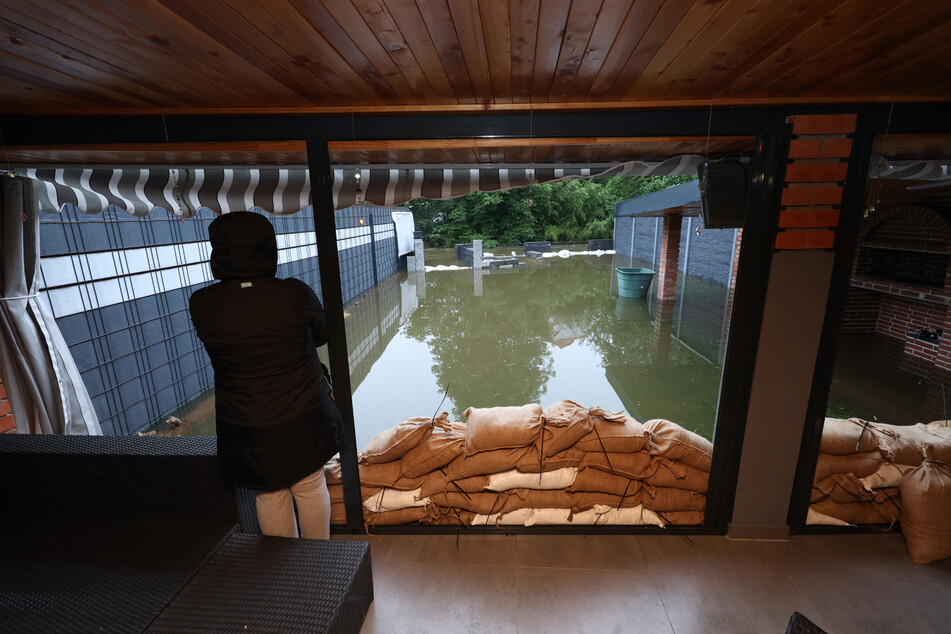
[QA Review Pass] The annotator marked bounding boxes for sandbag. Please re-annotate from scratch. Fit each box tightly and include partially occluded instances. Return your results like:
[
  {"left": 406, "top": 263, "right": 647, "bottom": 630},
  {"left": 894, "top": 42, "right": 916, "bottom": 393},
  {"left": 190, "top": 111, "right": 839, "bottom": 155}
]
[
  {"left": 327, "top": 482, "right": 343, "bottom": 504},
  {"left": 575, "top": 414, "right": 648, "bottom": 454},
  {"left": 443, "top": 446, "right": 530, "bottom": 480},
  {"left": 498, "top": 489, "right": 579, "bottom": 514},
  {"left": 464, "top": 404, "right": 544, "bottom": 454},
  {"left": 399, "top": 421, "right": 466, "bottom": 479},
  {"left": 655, "top": 510, "right": 705, "bottom": 526},
  {"left": 811, "top": 473, "right": 876, "bottom": 505},
  {"left": 516, "top": 445, "right": 585, "bottom": 472},
  {"left": 362, "top": 487, "right": 430, "bottom": 513},
  {"left": 358, "top": 459, "right": 425, "bottom": 490},
  {"left": 640, "top": 486, "right": 707, "bottom": 512},
  {"left": 429, "top": 490, "right": 507, "bottom": 515},
  {"left": 810, "top": 492, "right": 900, "bottom": 526},
  {"left": 364, "top": 505, "right": 434, "bottom": 526},
  {"left": 569, "top": 468, "right": 641, "bottom": 497},
  {"left": 418, "top": 471, "right": 489, "bottom": 498},
  {"left": 877, "top": 422, "right": 951, "bottom": 466},
  {"left": 429, "top": 508, "right": 477, "bottom": 526},
  {"left": 579, "top": 451, "right": 653, "bottom": 480},
  {"left": 486, "top": 467, "right": 578, "bottom": 491},
  {"left": 324, "top": 457, "right": 342, "bottom": 484},
  {"left": 819, "top": 417, "right": 879, "bottom": 454},
  {"left": 899, "top": 445, "right": 951, "bottom": 564},
  {"left": 806, "top": 507, "right": 851, "bottom": 526},
  {"left": 813, "top": 451, "right": 884, "bottom": 482},
  {"left": 540, "top": 400, "right": 594, "bottom": 455},
  {"left": 643, "top": 419, "right": 713, "bottom": 471},
  {"left": 330, "top": 501, "right": 347, "bottom": 524},
  {"left": 362, "top": 415, "right": 439, "bottom": 464},
  {"left": 860, "top": 462, "right": 914, "bottom": 491},
  {"left": 646, "top": 457, "right": 709, "bottom": 492}
]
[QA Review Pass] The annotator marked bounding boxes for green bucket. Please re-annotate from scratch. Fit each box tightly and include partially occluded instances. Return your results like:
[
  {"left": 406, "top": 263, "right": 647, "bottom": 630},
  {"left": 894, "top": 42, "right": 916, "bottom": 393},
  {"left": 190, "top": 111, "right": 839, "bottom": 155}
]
[{"left": 616, "top": 267, "right": 655, "bottom": 299}]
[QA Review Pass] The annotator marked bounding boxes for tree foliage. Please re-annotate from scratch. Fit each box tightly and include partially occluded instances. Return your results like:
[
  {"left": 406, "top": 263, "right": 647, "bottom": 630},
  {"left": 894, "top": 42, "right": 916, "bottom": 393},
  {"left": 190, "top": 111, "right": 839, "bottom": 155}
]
[{"left": 405, "top": 175, "right": 695, "bottom": 247}]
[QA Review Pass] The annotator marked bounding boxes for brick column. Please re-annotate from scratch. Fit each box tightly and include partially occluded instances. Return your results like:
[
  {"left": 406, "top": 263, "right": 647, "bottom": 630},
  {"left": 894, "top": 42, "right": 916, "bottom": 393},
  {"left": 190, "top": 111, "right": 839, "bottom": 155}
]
[
  {"left": 652, "top": 300, "right": 676, "bottom": 365},
  {"left": 721, "top": 228, "right": 742, "bottom": 358},
  {"left": 656, "top": 213, "right": 682, "bottom": 303},
  {"left": 0, "top": 378, "right": 15, "bottom": 434},
  {"left": 775, "top": 114, "right": 856, "bottom": 251}
]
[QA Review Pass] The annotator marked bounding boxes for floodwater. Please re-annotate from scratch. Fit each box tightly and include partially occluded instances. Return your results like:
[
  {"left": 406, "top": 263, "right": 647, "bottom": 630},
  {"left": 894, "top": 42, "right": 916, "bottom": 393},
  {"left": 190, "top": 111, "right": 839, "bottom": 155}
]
[{"left": 164, "top": 247, "right": 729, "bottom": 445}]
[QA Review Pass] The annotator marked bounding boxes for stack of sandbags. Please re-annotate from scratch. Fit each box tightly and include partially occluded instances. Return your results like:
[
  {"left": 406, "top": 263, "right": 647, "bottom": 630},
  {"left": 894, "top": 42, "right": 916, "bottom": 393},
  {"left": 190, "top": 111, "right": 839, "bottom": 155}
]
[
  {"left": 325, "top": 400, "right": 712, "bottom": 528},
  {"left": 899, "top": 444, "right": 951, "bottom": 564},
  {"left": 808, "top": 417, "right": 951, "bottom": 527}
]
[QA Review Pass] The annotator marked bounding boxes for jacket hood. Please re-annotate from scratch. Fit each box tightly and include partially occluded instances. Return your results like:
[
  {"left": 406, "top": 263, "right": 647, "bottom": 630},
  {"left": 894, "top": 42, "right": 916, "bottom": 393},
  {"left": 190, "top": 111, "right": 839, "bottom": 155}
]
[{"left": 208, "top": 212, "right": 278, "bottom": 280}]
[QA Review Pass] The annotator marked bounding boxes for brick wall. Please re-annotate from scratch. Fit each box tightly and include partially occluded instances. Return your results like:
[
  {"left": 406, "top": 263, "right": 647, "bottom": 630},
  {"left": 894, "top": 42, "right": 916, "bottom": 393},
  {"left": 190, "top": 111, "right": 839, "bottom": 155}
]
[
  {"left": 657, "top": 214, "right": 682, "bottom": 302},
  {"left": 0, "top": 377, "right": 15, "bottom": 433},
  {"left": 841, "top": 287, "right": 881, "bottom": 333}
]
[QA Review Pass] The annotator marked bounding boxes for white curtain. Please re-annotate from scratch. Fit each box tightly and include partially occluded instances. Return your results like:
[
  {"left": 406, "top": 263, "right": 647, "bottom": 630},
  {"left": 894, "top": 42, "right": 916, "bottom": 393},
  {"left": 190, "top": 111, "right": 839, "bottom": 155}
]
[{"left": 0, "top": 177, "right": 100, "bottom": 434}]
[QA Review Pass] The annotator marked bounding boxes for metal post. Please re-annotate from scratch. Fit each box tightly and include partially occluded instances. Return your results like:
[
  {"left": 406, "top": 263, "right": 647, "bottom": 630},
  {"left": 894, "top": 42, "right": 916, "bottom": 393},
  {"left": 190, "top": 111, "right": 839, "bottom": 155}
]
[{"left": 306, "top": 138, "right": 363, "bottom": 532}]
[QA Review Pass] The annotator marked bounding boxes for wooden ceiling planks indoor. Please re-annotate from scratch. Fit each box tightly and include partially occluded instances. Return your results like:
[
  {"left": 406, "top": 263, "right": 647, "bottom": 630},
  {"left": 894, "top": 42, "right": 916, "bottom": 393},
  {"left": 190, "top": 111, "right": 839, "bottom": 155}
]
[{"left": 1, "top": 0, "right": 950, "bottom": 116}]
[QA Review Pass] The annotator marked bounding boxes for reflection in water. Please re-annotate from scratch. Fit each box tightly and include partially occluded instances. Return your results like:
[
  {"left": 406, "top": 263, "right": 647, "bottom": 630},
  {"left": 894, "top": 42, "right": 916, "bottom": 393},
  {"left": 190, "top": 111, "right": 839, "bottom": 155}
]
[{"left": 347, "top": 248, "right": 728, "bottom": 449}]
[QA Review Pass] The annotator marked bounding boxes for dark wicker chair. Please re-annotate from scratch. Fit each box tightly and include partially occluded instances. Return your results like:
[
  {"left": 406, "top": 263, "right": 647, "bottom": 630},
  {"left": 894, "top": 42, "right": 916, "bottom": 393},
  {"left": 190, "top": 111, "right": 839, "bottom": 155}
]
[{"left": 0, "top": 435, "right": 372, "bottom": 633}]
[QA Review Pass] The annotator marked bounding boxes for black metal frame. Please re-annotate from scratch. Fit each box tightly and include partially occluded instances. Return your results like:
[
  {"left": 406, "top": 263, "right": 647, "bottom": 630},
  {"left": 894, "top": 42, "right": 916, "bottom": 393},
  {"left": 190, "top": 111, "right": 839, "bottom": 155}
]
[{"left": 7, "top": 103, "right": 950, "bottom": 535}]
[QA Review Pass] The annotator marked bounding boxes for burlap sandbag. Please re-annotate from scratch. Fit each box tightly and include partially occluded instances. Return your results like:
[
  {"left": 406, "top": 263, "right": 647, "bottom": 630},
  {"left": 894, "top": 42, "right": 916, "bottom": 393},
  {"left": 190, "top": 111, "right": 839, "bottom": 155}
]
[
  {"left": 643, "top": 419, "right": 713, "bottom": 471},
  {"left": 579, "top": 450, "right": 653, "bottom": 480},
  {"left": 418, "top": 470, "right": 489, "bottom": 498},
  {"left": 655, "top": 510, "right": 705, "bottom": 526},
  {"left": 860, "top": 462, "right": 914, "bottom": 491},
  {"left": 569, "top": 468, "right": 641, "bottom": 497},
  {"left": 806, "top": 506, "right": 851, "bottom": 526},
  {"left": 575, "top": 414, "right": 648, "bottom": 454},
  {"left": 429, "top": 508, "right": 477, "bottom": 526},
  {"left": 362, "top": 415, "right": 441, "bottom": 464},
  {"left": 498, "top": 488, "right": 579, "bottom": 514},
  {"left": 540, "top": 400, "right": 594, "bottom": 456},
  {"left": 819, "top": 417, "right": 880, "bottom": 455},
  {"left": 429, "top": 490, "right": 507, "bottom": 515},
  {"left": 899, "top": 444, "right": 951, "bottom": 564},
  {"left": 399, "top": 421, "right": 467, "bottom": 479},
  {"left": 516, "top": 444, "right": 585, "bottom": 472},
  {"left": 646, "top": 457, "right": 709, "bottom": 492},
  {"left": 358, "top": 459, "right": 425, "bottom": 490},
  {"left": 464, "top": 404, "right": 544, "bottom": 455},
  {"left": 364, "top": 505, "right": 434, "bottom": 526},
  {"left": 813, "top": 451, "right": 884, "bottom": 482},
  {"left": 327, "top": 482, "right": 344, "bottom": 504},
  {"left": 640, "top": 485, "right": 707, "bottom": 512},
  {"left": 811, "top": 473, "right": 875, "bottom": 504},
  {"left": 571, "top": 491, "right": 643, "bottom": 513},
  {"left": 811, "top": 494, "right": 901, "bottom": 526},
  {"left": 443, "top": 446, "right": 530, "bottom": 480},
  {"left": 876, "top": 422, "right": 951, "bottom": 466},
  {"left": 330, "top": 501, "right": 347, "bottom": 524}
]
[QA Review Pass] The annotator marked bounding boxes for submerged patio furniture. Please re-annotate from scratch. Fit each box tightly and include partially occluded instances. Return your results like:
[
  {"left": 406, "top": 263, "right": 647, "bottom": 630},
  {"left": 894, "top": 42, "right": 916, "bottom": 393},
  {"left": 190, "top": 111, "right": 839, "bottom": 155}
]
[{"left": 0, "top": 435, "right": 372, "bottom": 633}]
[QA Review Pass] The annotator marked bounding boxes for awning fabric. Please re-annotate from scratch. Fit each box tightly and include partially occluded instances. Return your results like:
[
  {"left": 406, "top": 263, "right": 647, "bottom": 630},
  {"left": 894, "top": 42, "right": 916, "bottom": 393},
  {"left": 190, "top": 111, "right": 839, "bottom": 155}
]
[{"left": 17, "top": 156, "right": 703, "bottom": 217}]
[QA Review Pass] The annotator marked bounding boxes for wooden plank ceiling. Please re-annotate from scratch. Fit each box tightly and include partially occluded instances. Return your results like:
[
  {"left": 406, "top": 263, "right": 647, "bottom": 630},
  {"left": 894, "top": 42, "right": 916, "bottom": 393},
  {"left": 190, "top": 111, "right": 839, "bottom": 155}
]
[{"left": 2, "top": 0, "right": 950, "bottom": 166}]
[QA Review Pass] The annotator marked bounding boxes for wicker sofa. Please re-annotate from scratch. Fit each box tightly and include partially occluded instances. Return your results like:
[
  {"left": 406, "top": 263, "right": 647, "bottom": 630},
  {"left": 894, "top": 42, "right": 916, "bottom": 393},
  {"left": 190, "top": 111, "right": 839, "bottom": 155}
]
[{"left": 0, "top": 435, "right": 372, "bottom": 633}]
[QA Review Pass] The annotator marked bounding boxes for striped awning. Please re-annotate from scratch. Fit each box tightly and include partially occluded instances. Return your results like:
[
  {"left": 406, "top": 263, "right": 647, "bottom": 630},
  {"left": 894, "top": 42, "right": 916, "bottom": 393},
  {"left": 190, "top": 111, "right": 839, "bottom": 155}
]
[{"left": 18, "top": 156, "right": 703, "bottom": 217}]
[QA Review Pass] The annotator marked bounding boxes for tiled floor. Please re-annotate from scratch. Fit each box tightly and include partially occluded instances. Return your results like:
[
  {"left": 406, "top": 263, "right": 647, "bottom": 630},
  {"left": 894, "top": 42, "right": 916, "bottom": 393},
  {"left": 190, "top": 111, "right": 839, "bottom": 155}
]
[{"left": 336, "top": 531, "right": 951, "bottom": 633}]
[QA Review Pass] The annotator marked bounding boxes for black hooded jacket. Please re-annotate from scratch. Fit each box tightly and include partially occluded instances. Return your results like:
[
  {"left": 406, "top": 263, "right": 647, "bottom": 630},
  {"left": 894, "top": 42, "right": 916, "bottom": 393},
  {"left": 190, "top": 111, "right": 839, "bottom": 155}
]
[{"left": 189, "top": 212, "right": 341, "bottom": 490}]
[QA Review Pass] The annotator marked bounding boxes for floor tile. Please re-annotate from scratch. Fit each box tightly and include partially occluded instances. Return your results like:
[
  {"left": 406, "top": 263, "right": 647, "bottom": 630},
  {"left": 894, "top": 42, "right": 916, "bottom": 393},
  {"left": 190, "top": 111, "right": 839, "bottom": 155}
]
[
  {"left": 516, "top": 567, "right": 673, "bottom": 634},
  {"left": 385, "top": 533, "right": 517, "bottom": 566},
  {"left": 764, "top": 534, "right": 928, "bottom": 582},
  {"left": 792, "top": 576, "right": 951, "bottom": 634},
  {"left": 652, "top": 572, "right": 822, "bottom": 634},
  {"left": 360, "top": 561, "right": 518, "bottom": 633},
  {"left": 332, "top": 533, "right": 393, "bottom": 572},
  {"left": 638, "top": 535, "right": 784, "bottom": 576},
  {"left": 515, "top": 534, "right": 647, "bottom": 570}
]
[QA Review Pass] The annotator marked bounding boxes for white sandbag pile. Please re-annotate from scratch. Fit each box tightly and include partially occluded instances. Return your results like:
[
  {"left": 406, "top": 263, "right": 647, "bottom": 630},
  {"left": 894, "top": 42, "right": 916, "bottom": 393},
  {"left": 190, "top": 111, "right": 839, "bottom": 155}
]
[
  {"left": 809, "top": 417, "right": 951, "bottom": 562},
  {"left": 324, "top": 400, "right": 711, "bottom": 528}
]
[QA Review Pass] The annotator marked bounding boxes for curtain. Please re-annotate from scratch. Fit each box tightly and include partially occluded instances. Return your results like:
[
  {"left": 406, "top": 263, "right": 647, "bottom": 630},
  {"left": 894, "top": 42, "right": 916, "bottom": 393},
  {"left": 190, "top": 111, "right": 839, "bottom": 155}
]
[{"left": 0, "top": 177, "right": 101, "bottom": 434}]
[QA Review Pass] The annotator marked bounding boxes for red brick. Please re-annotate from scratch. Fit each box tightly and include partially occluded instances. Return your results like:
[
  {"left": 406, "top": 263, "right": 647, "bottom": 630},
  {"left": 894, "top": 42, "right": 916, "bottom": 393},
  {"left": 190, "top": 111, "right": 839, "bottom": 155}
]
[
  {"left": 0, "top": 414, "right": 14, "bottom": 433},
  {"left": 779, "top": 208, "right": 840, "bottom": 228},
  {"left": 820, "top": 137, "right": 853, "bottom": 158},
  {"left": 785, "top": 162, "right": 849, "bottom": 183},
  {"left": 790, "top": 114, "right": 857, "bottom": 134},
  {"left": 0, "top": 401, "right": 10, "bottom": 417},
  {"left": 775, "top": 231, "right": 806, "bottom": 250},
  {"left": 788, "top": 139, "right": 821, "bottom": 159},
  {"left": 803, "top": 230, "right": 836, "bottom": 249},
  {"left": 781, "top": 186, "right": 813, "bottom": 206},
  {"left": 812, "top": 186, "right": 844, "bottom": 206}
]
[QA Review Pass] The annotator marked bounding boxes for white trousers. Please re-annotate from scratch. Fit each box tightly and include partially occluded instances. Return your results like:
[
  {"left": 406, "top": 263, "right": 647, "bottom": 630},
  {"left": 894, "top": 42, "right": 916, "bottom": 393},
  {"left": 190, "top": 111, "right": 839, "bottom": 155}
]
[{"left": 254, "top": 468, "right": 331, "bottom": 539}]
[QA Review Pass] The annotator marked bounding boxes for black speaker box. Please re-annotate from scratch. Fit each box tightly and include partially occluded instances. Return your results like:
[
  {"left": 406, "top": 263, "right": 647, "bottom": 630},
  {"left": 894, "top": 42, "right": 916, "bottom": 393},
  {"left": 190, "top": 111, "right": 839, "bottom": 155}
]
[{"left": 698, "top": 159, "right": 749, "bottom": 229}]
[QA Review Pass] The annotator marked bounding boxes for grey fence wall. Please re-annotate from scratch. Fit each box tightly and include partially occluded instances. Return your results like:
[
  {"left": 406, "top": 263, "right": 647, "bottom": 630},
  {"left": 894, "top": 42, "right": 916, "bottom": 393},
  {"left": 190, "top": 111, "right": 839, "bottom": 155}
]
[
  {"left": 613, "top": 216, "right": 737, "bottom": 286},
  {"left": 39, "top": 204, "right": 404, "bottom": 436}
]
